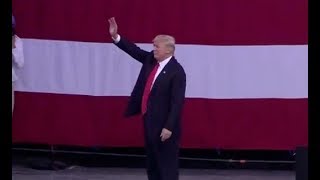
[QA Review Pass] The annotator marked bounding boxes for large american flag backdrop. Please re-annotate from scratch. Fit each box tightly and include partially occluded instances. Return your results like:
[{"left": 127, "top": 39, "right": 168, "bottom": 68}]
[{"left": 12, "top": 0, "right": 307, "bottom": 150}]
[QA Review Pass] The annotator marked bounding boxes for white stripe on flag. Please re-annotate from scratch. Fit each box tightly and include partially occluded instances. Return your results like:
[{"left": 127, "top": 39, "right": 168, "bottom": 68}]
[{"left": 15, "top": 38, "right": 308, "bottom": 99}]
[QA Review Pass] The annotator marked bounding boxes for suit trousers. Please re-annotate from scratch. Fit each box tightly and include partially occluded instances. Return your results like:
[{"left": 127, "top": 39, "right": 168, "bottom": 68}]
[{"left": 143, "top": 114, "right": 179, "bottom": 180}]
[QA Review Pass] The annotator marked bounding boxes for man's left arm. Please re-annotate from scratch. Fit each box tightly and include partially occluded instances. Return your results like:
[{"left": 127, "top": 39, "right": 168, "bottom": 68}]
[{"left": 165, "top": 68, "right": 186, "bottom": 131}]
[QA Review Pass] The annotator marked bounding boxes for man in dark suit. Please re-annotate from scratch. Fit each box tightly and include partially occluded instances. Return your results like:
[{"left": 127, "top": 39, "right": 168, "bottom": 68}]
[{"left": 108, "top": 17, "right": 186, "bottom": 180}]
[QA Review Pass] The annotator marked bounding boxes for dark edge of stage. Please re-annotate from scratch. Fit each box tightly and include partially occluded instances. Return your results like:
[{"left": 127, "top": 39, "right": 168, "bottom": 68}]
[{"left": 12, "top": 143, "right": 297, "bottom": 171}]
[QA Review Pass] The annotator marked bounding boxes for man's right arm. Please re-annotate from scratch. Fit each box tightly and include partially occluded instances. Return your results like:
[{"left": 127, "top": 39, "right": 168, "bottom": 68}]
[{"left": 112, "top": 34, "right": 150, "bottom": 64}]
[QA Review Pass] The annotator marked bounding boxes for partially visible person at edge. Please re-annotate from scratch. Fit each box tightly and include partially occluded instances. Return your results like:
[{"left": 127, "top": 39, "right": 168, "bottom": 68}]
[{"left": 12, "top": 15, "right": 24, "bottom": 113}]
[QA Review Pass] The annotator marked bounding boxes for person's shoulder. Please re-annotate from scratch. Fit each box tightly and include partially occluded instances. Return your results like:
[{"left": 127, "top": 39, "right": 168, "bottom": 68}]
[
  {"left": 172, "top": 57, "right": 183, "bottom": 68},
  {"left": 171, "top": 58, "right": 185, "bottom": 75},
  {"left": 14, "top": 35, "right": 23, "bottom": 46},
  {"left": 15, "top": 35, "right": 22, "bottom": 40}
]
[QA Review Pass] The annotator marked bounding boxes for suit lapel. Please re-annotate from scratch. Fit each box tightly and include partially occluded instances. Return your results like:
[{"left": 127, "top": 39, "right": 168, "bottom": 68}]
[{"left": 151, "top": 57, "right": 176, "bottom": 93}]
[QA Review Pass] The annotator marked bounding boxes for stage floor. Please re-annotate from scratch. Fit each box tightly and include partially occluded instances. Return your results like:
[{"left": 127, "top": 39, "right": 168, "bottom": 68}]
[{"left": 12, "top": 165, "right": 294, "bottom": 180}]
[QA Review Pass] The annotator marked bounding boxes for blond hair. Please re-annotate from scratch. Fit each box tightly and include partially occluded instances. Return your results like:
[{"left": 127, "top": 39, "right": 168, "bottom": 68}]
[{"left": 153, "top": 34, "right": 175, "bottom": 54}]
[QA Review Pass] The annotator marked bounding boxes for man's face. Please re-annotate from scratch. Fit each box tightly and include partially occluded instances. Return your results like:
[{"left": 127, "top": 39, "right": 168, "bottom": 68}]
[
  {"left": 153, "top": 40, "right": 170, "bottom": 62},
  {"left": 12, "top": 35, "right": 16, "bottom": 49}
]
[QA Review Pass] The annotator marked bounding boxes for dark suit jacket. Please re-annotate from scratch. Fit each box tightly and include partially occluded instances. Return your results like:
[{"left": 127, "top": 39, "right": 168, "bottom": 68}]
[{"left": 114, "top": 37, "right": 186, "bottom": 139}]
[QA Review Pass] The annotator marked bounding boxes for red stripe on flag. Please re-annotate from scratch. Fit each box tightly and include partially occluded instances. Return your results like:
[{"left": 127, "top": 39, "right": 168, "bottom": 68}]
[
  {"left": 12, "top": 92, "right": 307, "bottom": 150},
  {"left": 13, "top": 0, "right": 307, "bottom": 45}
]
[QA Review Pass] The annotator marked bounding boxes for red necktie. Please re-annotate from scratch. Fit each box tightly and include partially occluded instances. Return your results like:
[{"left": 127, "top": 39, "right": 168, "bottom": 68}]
[{"left": 141, "top": 63, "right": 159, "bottom": 114}]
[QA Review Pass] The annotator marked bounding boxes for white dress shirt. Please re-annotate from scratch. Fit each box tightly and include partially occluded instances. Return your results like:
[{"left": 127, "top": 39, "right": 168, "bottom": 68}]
[
  {"left": 12, "top": 35, "right": 24, "bottom": 82},
  {"left": 151, "top": 57, "right": 171, "bottom": 89}
]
